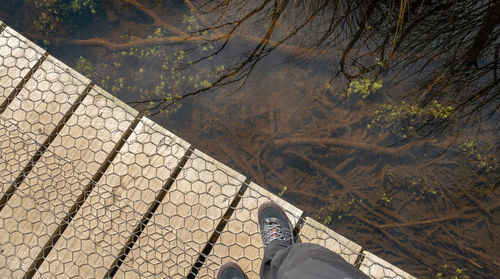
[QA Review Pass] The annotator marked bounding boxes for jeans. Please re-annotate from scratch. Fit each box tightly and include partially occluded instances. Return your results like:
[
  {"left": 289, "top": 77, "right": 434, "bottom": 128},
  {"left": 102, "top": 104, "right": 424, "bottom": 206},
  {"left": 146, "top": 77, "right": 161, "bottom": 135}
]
[{"left": 260, "top": 240, "right": 370, "bottom": 279}]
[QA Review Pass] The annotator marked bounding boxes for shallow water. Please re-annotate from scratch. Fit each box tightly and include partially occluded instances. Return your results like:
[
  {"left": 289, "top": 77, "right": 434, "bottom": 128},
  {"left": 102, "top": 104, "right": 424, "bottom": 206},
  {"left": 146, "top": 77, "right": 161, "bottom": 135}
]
[{"left": 1, "top": 0, "right": 499, "bottom": 278}]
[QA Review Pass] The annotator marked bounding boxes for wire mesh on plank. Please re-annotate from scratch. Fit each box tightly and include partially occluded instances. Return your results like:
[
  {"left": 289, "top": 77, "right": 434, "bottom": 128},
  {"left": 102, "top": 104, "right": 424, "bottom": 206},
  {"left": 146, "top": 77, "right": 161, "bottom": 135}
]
[
  {"left": 33, "top": 116, "right": 190, "bottom": 278},
  {"left": 0, "top": 116, "right": 44, "bottom": 200},
  {"left": 196, "top": 182, "right": 303, "bottom": 279},
  {"left": 114, "top": 149, "right": 246, "bottom": 279},
  {"left": 0, "top": 26, "right": 45, "bottom": 108},
  {"left": 0, "top": 52, "right": 90, "bottom": 206},
  {"left": 297, "top": 217, "right": 362, "bottom": 265},
  {"left": 359, "top": 251, "right": 417, "bottom": 279},
  {"left": 0, "top": 86, "right": 137, "bottom": 277}
]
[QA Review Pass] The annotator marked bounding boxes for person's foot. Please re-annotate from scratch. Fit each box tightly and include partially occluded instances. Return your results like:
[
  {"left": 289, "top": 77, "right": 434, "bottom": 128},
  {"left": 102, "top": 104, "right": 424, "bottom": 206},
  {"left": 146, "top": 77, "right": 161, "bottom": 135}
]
[
  {"left": 216, "top": 262, "right": 248, "bottom": 279},
  {"left": 258, "top": 201, "right": 294, "bottom": 248}
]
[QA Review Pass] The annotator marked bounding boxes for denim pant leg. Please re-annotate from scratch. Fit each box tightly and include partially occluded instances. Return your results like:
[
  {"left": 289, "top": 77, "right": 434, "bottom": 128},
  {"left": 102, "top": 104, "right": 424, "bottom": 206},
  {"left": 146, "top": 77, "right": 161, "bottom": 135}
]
[{"left": 260, "top": 241, "right": 370, "bottom": 279}]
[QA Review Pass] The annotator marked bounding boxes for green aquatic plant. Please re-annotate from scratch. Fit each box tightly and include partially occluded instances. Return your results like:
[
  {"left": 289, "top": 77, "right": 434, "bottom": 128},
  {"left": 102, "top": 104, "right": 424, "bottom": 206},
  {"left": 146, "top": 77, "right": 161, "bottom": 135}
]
[
  {"left": 436, "top": 264, "right": 470, "bottom": 279},
  {"left": 412, "top": 184, "right": 439, "bottom": 201},
  {"left": 367, "top": 100, "right": 455, "bottom": 139},
  {"left": 346, "top": 78, "right": 383, "bottom": 99},
  {"left": 462, "top": 140, "right": 499, "bottom": 172},
  {"left": 403, "top": 175, "right": 440, "bottom": 201},
  {"left": 429, "top": 101, "right": 455, "bottom": 119},
  {"left": 75, "top": 56, "right": 95, "bottom": 78},
  {"left": 278, "top": 186, "right": 288, "bottom": 197},
  {"left": 74, "top": 56, "right": 123, "bottom": 96},
  {"left": 380, "top": 192, "right": 392, "bottom": 206},
  {"left": 32, "top": 0, "right": 96, "bottom": 34},
  {"left": 72, "top": 10, "right": 226, "bottom": 117},
  {"left": 315, "top": 195, "right": 362, "bottom": 225}
]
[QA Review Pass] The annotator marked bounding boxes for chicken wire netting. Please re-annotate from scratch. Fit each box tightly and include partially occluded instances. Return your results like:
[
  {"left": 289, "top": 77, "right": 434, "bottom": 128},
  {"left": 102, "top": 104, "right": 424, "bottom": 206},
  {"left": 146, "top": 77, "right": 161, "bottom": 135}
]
[
  {"left": 0, "top": 21, "right": 414, "bottom": 279},
  {"left": 113, "top": 149, "right": 246, "bottom": 279},
  {"left": 0, "top": 25, "right": 46, "bottom": 112}
]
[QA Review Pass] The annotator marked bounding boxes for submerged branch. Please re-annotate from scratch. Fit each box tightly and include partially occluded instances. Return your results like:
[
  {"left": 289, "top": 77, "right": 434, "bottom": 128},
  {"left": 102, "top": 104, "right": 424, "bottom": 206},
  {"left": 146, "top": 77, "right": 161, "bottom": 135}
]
[
  {"left": 378, "top": 209, "right": 476, "bottom": 229},
  {"left": 275, "top": 137, "right": 402, "bottom": 156},
  {"left": 284, "top": 149, "right": 350, "bottom": 189}
]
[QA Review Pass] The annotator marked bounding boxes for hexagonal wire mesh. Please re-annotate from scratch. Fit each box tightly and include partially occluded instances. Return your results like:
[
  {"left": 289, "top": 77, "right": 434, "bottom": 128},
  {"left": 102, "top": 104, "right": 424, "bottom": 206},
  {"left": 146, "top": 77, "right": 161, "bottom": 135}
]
[
  {"left": 113, "top": 149, "right": 246, "bottom": 278},
  {"left": 0, "top": 22, "right": 416, "bottom": 279},
  {"left": 0, "top": 78, "right": 139, "bottom": 278},
  {"left": 297, "top": 217, "right": 362, "bottom": 265},
  {"left": 32, "top": 116, "right": 192, "bottom": 278},
  {"left": 359, "top": 251, "right": 417, "bottom": 279},
  {"left": 191, "top": 181, "right": 301, "bottom": 279},
  {"left": 0, "top": 25, "right": 46, "bottom": 111}
]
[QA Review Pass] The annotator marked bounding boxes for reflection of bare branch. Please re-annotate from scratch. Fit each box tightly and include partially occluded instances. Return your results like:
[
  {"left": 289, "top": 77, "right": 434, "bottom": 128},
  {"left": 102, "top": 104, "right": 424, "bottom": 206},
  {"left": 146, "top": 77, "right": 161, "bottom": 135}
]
[
  {"left": 463, "top": 0, "right": 500, "bottom": 67},
  {"left": 338, "top": 0, "right": 377, "bottom": 78},
  {"left": 275, "top": 137, "right": 401, "bottom": 156},
  {"left": 54, "top": 35, "right": 211, "bottom": 50},
  {"left": 122, "top": 0, "right": 183, "bottom": 34}
]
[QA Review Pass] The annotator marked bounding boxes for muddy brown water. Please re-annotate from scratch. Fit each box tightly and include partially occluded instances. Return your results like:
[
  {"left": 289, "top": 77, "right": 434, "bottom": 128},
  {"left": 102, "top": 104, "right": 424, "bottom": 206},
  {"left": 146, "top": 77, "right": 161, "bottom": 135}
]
[{"left": 1, "top": 0, "right": 498, "bottom": 278}]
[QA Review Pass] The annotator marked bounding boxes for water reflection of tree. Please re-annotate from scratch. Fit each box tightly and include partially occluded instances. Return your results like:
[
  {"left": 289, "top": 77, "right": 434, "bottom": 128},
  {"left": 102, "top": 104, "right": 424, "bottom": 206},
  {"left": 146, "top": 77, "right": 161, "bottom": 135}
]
[
  {"left": 53, "top": 0, "right": 498, "bottom": 130},
  {"left": 174, "top": 1, "right": 499, "bottom": 277},
  {"left": 19, "top": 0, "right": 498, "bottom": 126},
  {"left": 3, "top": 0, "right": 498, "bottom": 277}
]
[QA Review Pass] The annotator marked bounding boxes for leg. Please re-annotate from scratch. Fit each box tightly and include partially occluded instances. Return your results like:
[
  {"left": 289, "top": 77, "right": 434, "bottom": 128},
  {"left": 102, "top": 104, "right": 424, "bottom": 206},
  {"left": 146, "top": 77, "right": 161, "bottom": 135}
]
[
  {"left": 263, "top": 242, "right": 370, "bottom": 279},
  {"left": 258, "top": 201, "right": 369, "bottom": 279},
  {"left": 260, "top": 239, "right": 291, "bottom": 279}
]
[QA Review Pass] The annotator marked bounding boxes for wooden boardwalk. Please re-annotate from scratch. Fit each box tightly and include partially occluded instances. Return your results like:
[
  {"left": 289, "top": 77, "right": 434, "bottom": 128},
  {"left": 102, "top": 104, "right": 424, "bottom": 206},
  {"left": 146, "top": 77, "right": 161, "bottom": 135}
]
[{"left": 0, "top": 21, "right": 416, "bottom": 279}]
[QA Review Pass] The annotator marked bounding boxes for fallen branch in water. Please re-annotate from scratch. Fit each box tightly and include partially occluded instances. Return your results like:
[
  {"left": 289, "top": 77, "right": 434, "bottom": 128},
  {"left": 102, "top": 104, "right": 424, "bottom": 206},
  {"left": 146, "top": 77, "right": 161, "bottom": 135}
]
[
  {"left": 45, "top": 0, "right": 342, "bottom": 59},
  {"left": 284, "top": 149, "right": 350, "bottom": 189},
  {"left": 275, "top": 137, "right": 402, "bottom": 157},
  {"left": 49, "top": 32, "right": 339, "bottom": 61},
  {"left": 353, "top": 213, "right": 432, "bottom": 267},
  {"left": 51, "top": 34, "right": 222, "bottom": 50},
  {"left": 275, "top": 136, "right": 459, "bottom": 158},
  {"left": 379, "top": 211, "right": 475, "bottom": 228}
]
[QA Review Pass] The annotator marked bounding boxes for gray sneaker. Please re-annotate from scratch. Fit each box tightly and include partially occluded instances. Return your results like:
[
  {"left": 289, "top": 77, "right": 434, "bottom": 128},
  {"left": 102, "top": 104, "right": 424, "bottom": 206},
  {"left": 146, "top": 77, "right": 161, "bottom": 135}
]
[
  {"left": 258, "top": 201, "right": 294, "bottom": 248},
  {"left": 216, "top": 262, "right": 248, "bottom": 279}
]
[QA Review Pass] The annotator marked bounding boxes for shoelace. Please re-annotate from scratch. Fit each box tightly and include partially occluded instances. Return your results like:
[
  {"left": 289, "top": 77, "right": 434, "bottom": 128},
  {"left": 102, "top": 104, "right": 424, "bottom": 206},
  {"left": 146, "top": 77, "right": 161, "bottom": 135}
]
[{"left": 263, "top": 220, "right": 292, "bottom": 247}]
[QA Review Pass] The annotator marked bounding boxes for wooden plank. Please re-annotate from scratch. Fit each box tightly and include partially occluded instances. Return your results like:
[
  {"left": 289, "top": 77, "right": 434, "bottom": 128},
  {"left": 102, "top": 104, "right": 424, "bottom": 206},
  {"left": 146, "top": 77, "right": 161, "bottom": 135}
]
[
  {"left": 0, "top": 117, "right": 42, "bottom": 198},
  {"left": 0, "top": 55, "right": 89, "bottom": 205},
  {"left": 359, "top": 251, "right": 417, "bottom": 279},
  {"left": 114, "top": 149, "right": 245, "bottom": 279},
  {"left": 2, "top": 55, "right": 89, "bottom": 138},
  {"left": 197, "top": 182, "right": 303, "bottom": 279},
  {"left": 34, "top": 117, "right": 190, "bottom": 278},
  {"left": 0, "top": 86, "right": 137, "bottom": 278},
  {"left": 298, "top": 217, "right": 362, "bottom": 265},
  {"left": 0, "top": 26, "right": 45, "bottom": 106}
]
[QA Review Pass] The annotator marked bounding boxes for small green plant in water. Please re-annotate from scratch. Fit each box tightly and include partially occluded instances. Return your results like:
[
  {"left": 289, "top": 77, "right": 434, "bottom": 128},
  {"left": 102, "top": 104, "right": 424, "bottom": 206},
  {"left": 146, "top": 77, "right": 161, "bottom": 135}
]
[
  {"left": 315, "top": 195, "right": 362, "bottom": 225},
  {"left": 462, "top": 140, "right": 499, "bottom": 172},
  {"left": 436, "top": 264, "right": 470, "bottom": 279},
  {"left": 323, "top": 216, "right": 332, "bottom": 225},
  {"left": 368, "top": 100, "right": 455, "bottom": 139},
  {"left": 278, "top": 186, "right": 288, "bottom": 197},
  {"left": 380, "top": 192, "right": 392, "bottom": 206},
  {"left": 32, "top": 0, "right": 96, "bottom": 34},
  {"left": 346, "top": 78, "right": 383, "bottom": 99},
  {"left": 73, "top": 10, "right": 226, "bottom": 117},
  {"left": 429, "top": 100, "right": 454, "bottom": 119}
]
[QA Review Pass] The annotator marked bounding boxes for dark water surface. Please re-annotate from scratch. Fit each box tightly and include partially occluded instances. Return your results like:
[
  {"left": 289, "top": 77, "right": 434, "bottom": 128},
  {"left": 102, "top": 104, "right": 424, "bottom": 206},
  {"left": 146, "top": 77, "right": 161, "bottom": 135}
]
[{"left": 1, "top": 0, "right": 499, "bottom": 278}]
